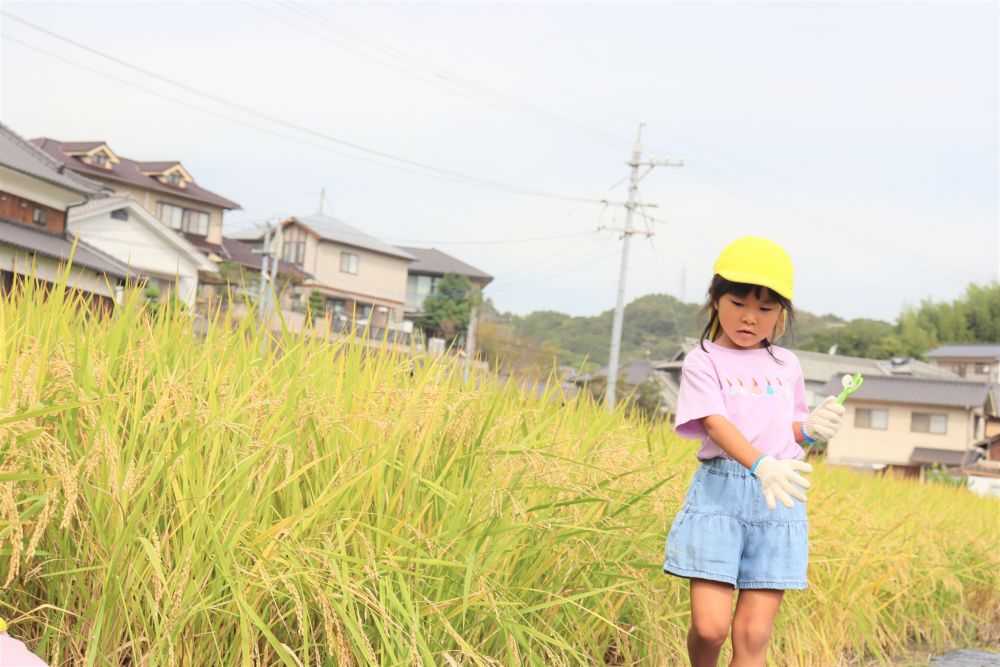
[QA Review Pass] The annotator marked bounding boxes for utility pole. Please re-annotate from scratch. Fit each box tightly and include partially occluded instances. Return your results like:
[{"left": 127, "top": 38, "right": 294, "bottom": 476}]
[
  {"left": 464, "top": 302, "right": 478, "bottom": 383},
  {"left": 269, "top": 218, "right": 283, "bottom": 316},
  {"left": 252, "top": 217, "right": 280, "bottom": 329},
  {"left": 605, "top": 124, "right": 683, "bottom": 412},
  {"left": 318, "top": 187, "right": 326, "bottom": 215}
]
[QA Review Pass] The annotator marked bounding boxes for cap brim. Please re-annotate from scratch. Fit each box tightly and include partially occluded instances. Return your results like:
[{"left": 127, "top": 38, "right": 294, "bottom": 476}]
[{"left": 717, "top": 270, "right": 794, "bottom": 299}]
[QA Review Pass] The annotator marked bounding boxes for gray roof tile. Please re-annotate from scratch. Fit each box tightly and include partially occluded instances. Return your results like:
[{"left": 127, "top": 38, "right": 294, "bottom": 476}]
[
  {"left": 819, "top": 374, "right": 990, "bottom": 408},
  {"left": 925, "top": 344, "right": 1000, "bottom": 360},
  {"left": 294, "top": 214, "right": 415, "bottom": 261},
  {"left": 394, "top": 246, "right": 492, "bottom": 283},
  {"left": 909, "top": 447, "right": 967, "bottom": 466},
  {"left": 0, "top": 218, "right": 130, "bottom": 279},
  {"left": 32, "top": 138, "right": 241, "bottom": 210},
  {"left": 0, "top": 124, "right": 106, "bottom": 196}
]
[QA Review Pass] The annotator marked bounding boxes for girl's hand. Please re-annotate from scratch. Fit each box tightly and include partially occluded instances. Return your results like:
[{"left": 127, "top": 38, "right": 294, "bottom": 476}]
[
  {"left": 804, "top": 396, "right": 846, "bottom": 441},
  {"left": 752, "top": 456, "right": 813, "bottom": 510}
]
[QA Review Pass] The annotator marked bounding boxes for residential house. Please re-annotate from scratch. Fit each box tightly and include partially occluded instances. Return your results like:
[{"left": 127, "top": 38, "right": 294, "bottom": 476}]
[
  {"left": 231, "top": 214, "right": 415, "bottom": 330},
  {"left": 66, "top": 197, "right": 217, "bottom": 306},
  {"left": 0, "top": 123, "right": 130, "bottom": 308},
  {"left": 31, "top": 138, "right": 241, "bottom": 272},
  {"left": 820, "top": 374, "right": 995, "bottom": 479},
  {"left": 925, "top": 343, "right": 1000, "bottom": 383},
  {"left": 393, "top": 246, "right": 493, "bottom": 318}
]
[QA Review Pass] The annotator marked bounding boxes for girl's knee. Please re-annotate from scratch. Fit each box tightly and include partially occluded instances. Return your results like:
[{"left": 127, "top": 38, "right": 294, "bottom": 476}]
[
  {"left": 731, "top": 618, "right": 773, "bottom": 653},
  {"left": 689, "top": 618, "right": 730, "bottom": 649}
]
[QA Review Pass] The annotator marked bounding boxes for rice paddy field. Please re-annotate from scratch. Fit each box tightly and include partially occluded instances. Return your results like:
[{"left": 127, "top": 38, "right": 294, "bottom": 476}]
[{"left": 0, "top": 274, "right": 998, "bottom": 666}]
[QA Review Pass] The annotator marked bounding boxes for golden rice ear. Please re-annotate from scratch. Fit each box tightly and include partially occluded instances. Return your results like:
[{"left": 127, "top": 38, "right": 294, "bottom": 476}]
[
  {"left": 708, "top": 312, "right": 720, "bottom": 341},
  {"left": 772, "top": 310, "right": 787, "bottom": 340}
]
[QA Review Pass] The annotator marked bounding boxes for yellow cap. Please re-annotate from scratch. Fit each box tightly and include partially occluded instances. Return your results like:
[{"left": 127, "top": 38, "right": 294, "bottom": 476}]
[{"left": 713, "top": 236, "right": 794, "bottom": 299}]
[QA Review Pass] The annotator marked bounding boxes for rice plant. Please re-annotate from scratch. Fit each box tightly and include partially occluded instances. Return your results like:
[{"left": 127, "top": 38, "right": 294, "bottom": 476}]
[{"left": 0, "top": 270, "right": 996, "bottom": 666}]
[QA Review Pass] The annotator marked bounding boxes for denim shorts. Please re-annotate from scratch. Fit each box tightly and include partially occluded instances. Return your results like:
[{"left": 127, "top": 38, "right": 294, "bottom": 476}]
[{"left": 663, "top": 458, "right": 809, "bottom": 590}]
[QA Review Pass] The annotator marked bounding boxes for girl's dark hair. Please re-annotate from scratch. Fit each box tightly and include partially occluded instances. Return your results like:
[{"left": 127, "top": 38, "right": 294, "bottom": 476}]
[{"left": 698, "top": 274, "right": 795, "bottom": 361}]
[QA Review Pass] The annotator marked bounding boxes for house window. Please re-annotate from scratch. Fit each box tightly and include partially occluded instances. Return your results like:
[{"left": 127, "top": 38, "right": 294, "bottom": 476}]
[
  {"left": 110, "top": 208, "right": 129, "bottom": 221},
  {"left": 855, "top": 408, "right": 888, "bottom": 430},
  {"left": 406, "top": 274, "right": 439, "bottom": 306},
  {"left": 168, "top": 173, "right": 182, "bottom": 186},
  {"left": 340, "top": 252, "right": 359, "bottom": 274},
  {"left": 156, "top": 202, "right": 184, "bottom": 230},
  {"left": 282, "top": 241, "right": 305, "bottom": 265},
  {"left": 32, "top": 206, "right": 47, "bottom": 226},
  {"left": 182, "top": 209, "right": 209, "bottom": 236},
  {"left": 90, "top": 153, "right": 108, "bottom": 167},
  {"left": 975, "top": 363, "right": 992, "bottom": 374},
  {"left": 954, "top": 363, "right": 967, "bottom": 377},
  {"left": 911, "top": 412, "right": 947, "bottom": 435},
  {"left": 156, "top": 202, "right": 209, "bottom": 236}
]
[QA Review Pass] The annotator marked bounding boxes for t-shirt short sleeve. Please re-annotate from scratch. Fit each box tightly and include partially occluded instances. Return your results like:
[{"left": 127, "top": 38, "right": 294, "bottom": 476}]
[{"left": 674, "top": 350, "right": 728, "bottom": 440}]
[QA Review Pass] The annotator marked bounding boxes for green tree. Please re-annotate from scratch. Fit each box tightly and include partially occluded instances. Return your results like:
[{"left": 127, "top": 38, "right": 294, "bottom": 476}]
[
  {"left": 417, "top": 273, "right": 478, "bottom": 343},
  {"left": 306, "top": 289, "right": 325, "bottom": 325}
]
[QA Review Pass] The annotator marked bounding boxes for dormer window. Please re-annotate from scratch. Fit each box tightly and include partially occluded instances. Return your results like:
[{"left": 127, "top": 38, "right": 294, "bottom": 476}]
[
  {"left": 90, "top": 153, "right": 108, "bottom": 167},
  {"left": 167, "top": 173, "right": 182, "bottom": 186}
]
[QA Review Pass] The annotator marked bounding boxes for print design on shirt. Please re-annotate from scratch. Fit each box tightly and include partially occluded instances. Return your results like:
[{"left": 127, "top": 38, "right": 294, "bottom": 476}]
[{"left": 723, "top": 378, "right": 794, "bottom": 400}]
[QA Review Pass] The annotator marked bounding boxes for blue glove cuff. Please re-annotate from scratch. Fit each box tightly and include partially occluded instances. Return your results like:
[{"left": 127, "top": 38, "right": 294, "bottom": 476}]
[
  {"left": 801, "top": 423, "right": 817, "bottom": 445},
  {"left": 749, "top": 455, "right": 767, "bottom": 475}
]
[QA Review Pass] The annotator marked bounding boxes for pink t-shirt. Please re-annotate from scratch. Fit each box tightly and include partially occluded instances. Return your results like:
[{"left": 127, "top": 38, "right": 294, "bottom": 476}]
[{"left": 674, "top": 339, "right": 809, "bottom": 461}]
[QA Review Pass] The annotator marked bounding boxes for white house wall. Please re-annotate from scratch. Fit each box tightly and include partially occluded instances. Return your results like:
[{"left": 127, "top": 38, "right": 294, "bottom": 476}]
[
  {"left": 68, "top": 211, "right": 201, "bottom": 306},
  {"left": 0, "top": 245, "right": 117, "bottom": 299}
]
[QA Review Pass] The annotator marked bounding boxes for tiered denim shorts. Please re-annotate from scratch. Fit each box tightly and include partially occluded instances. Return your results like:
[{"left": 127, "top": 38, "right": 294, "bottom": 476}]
[{"left": 663, "top": 458, "right": 809, "bottom": 590}]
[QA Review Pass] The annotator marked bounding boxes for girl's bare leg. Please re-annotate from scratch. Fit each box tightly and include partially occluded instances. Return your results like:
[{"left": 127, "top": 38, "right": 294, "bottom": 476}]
[
  {"left": 729, "top": 588, "right": 784, "bottom": 667},
  {"left": 688, "top": 578, "right": 735, "bottom": 667}
]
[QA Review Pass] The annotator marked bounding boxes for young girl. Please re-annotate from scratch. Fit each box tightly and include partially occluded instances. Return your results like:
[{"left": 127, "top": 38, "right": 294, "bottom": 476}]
[{"left": 663, "top": 236, "right": 845, "bottom": 667}]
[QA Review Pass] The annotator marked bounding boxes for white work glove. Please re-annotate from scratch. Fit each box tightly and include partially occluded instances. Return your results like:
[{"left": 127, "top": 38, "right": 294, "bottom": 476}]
[
  {"left": 752, "top": 456, "right": 813, "bottom": 510},
  {"left": 803, "top": 396, "right": 846, "bottom": 441}
]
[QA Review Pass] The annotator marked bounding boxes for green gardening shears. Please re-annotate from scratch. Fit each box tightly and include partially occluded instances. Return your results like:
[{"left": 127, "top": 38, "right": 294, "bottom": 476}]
[{"left": 836, "top": 373, "right": 864, "bottom": 404}]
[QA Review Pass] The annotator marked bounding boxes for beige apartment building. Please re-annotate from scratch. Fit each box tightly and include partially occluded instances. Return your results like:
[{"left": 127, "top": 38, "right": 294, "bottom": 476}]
[{"left": 31, "top": 138, "right": 240, "bottom": 261}]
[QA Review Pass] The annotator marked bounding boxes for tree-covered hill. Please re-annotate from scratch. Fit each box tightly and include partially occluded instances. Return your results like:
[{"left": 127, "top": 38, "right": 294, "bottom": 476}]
[{"left": 478, "top": 282, "right": 999, "bottom": 372}]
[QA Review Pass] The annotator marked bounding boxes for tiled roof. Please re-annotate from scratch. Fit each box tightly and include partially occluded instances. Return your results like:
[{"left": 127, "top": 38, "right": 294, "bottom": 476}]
[
  {"left": 32, "top": 138, "right": 241, "bottom": 210},
  {"left": 818, "top": 374, "right": 990, "bottom": 409},
  {"left": 296, "top": 214, "right": 415, "bottom": 261},
  {"left": 0, "top": 217, "right": 130, "bottom": 279},
  {"left": 228, "top": 215, "right": 416, "bottom": 261},
  {"left": 925, "top": 344, "right": 1000, "bottom": 360},
  {"left": 59, "top": 141, "right": 106, "bottom": 152},
  {"left": 137, "top": 161, "right": 180, "bottom": 172},
  {"left": 795, "top": 349, "right": 956, "bottom": 383},
  {"left": 0, "top": 124, "right": 106, "bottom": 196},
  {"left": 393, "top": 246, "right": 493, "bottom": 283},
  {"left": 909, "top": 447, "right": 968, "bottom": 466},
  {"left": 181, "top": 232, "right": 227, "bottom": 258}
]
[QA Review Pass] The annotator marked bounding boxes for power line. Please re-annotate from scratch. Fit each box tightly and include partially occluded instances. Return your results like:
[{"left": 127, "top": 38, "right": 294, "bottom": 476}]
[
  {"left": 1, "top": 14, "right": 608, "bottom": 205},
  {"left": 266, "top": 1, "right": 631, "bottom": 150},
  {"left": 682, "top": 165, "right": 973, "bottom": 282},
  {"left": 489, "top": 245, "right": 621, "bottom": 292}
]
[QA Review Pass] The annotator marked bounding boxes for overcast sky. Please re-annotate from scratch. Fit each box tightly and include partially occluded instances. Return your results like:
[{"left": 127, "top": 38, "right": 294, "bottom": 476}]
[{"left": 2, "top": 1, "right": 997, "bottom": 322}]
